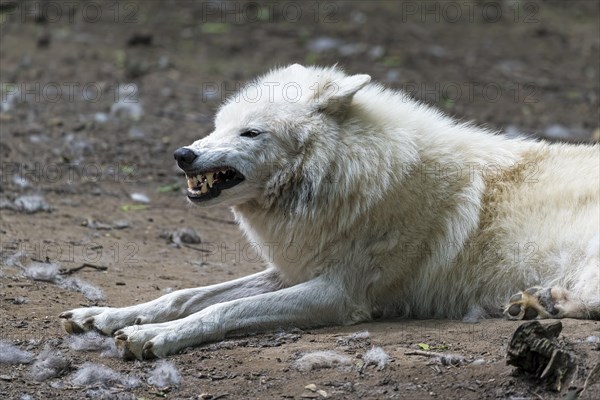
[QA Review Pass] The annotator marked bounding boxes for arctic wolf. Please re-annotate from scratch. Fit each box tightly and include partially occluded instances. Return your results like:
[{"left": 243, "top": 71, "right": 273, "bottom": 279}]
[{"left": 61, "top": 64, "right": 599, "bottom": 360}]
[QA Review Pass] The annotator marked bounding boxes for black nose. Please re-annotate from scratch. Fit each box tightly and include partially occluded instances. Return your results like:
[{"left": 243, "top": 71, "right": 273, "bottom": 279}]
[{"left": 173, "top": 147, "right": 198, "bottom": 170}]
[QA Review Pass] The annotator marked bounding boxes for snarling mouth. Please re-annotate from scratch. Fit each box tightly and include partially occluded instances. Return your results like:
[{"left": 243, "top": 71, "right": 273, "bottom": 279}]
[{"left": 185, "top": 167, "right": 245, "bottom": 202}]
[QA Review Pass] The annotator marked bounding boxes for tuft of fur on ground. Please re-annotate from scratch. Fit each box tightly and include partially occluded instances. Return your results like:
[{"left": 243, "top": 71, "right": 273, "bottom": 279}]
[
  {"left": 462, "top": 305, "right": 488, "bottom": 323},
  {"left": 434, "top": 353, "right": 466, "bottom": 366},
  {"left": 67, "top": 331, "right": 120, "bottom": 357},
  {"left": 23, "top": 262, "right": 60, "bottom": 282},
  {"left": 70, "top": 362, "right": 140, "bottom": 388},
  {"left": 30, "top": 346, "right": 71, "bottom": 381},
  {"left": 363, "top": 346, "right": 391, "bottom": 370},
  {"left": 3, "top": 251, "right": 27, "bottom": 268},
  {"left": 147, "top": 360, "right": 182, "bottom": 388},
  {"left": 85, "top": 389, "right": 137, "bottom": 400},
  {"left": 337, "top": 330, "right": 370, "bottom": 346},
  {"left": 13, "top": 194, "right": 51, "bottom": 213},
  {"left": 0, "top": 341, "right": 33, "bottom": 364},
  {"left": 22, "top": 262, "right": 104, "bottom": 301},
  {"left": 294, "top": 350, "right": 352, "bottom": 372},
  {"left": 59, "top": 277, "right": 105, "bottom": 301}
]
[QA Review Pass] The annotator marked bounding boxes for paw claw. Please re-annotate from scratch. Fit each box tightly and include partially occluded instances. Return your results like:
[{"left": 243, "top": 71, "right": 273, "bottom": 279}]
[
  {"left": 142, "top": 347, "right": 157, "bottom": 360},
  {"left": 59, "top": 312, "right": 72, "bottom": 319},
  {"left": 62, "top": 319, "right": 85, "bottom": 334},
  {"left": 508, "top": 293, "right": 522, "bottom": 303},
  {"left": 525, "top": 286, "right": 542, "bottom": 295},
  {"left": 121, "top": 345, "right": 138, "bottom": 361}
]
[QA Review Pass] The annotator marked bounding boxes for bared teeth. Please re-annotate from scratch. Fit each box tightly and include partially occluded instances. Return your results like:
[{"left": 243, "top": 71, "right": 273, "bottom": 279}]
[
  {"left": 187, "top": 175, "right": 199, "bottom": 189},
  {"left": 206, "top": 174, "right": 214, "bottom": 188},
  {"left": 187, "top": 168, "right": 239, "bottom": 196}
]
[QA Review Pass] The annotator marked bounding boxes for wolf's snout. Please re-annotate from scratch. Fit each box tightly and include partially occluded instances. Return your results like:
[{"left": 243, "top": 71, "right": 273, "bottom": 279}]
[{"left": 174, "top": 147, "right": 198, "bottom": 170}]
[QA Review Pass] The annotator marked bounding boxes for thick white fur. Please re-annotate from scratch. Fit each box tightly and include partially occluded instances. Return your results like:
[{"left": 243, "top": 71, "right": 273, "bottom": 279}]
[{"left": 61, "top": 65, "right": 600, "bottom": 359}]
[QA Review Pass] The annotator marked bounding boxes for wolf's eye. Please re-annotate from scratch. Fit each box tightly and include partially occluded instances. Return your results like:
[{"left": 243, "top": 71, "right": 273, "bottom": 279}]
[{"left": 240, "top": 129, "right": 262, "bottom": 138}]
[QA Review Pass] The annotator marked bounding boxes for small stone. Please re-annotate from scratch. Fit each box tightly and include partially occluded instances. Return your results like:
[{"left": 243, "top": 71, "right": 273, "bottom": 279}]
[
  {"left": 305, "top": 384, "right": 317, "bottom": 392},
  {"left": 12, "top": 297, "right": 28, "bottom": 304},
  {"left": 168, "top": 227, "right": 201, "bottom": 247},
  {"left": 94, "top": 113, "right": 109, "bottom": 123},
  {"left": 127, "top": 32, "right": 153, "bottom": 46},
  {"left": 130, "top": 193, "right": 150, "bottom": 203},
  {"left": 48, "top": 117, "right": 63, "bottom": 126},
  {"left": 113, "top": 219, "right": 131, "bottom": 229},
  {"left": 307, "top": 37, "right": 342, "bottom": 53},
  {"left": 368, "top": 46, "right": 385, "bottom": 60}
]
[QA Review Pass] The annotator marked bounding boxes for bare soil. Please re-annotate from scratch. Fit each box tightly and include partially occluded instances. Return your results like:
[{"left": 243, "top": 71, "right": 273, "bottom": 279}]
[{"left": 1, "top": 1, "right": 599, "bottom": 399}]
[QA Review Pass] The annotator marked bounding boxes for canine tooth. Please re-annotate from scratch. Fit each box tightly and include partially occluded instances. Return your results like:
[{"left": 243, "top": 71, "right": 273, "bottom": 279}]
[
  {"left": 196, "top": 175, "right": 203, "bottom": 182},
  {"left": 206, "top": 174, "right": 214, "bottom": 187},
  {"left": 200, "top": 183, "right": 208, "bottom": 194}
]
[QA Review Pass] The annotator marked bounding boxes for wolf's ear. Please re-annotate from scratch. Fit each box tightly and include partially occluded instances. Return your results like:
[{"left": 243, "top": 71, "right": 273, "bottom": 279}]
[
  {"left": 285, "top": 64, "right": 306, "bottom": 74},
  {"left": 316, "top": 74, "right": 371, "bottom": 118}
]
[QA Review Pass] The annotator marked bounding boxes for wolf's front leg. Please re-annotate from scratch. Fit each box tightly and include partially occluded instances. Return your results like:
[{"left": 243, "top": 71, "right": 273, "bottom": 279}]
[
  {"left": 114, "top": 276, "right": 363, "bottom": 360},
  {"left": 59, "top": 269, "right": 283, "bottom": 335}
]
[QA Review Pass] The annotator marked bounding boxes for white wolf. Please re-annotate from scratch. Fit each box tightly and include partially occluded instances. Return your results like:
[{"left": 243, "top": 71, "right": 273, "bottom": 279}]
[{"left": 61, "top": 64, "right": 599, "bottom": 360}]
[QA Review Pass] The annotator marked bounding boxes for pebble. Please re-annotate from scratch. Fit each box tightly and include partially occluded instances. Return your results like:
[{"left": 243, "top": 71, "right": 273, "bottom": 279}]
[
  {"left": 169, "top": 227, "right": 202, "bottom": 247},
  {"left": 305, "top": 384, "right": 317, "bottom": 392},
  {"left": 94, "top": 113, "right": 109, "bottom": 123},
  {"left": 307, "top": 37, "right": 342, "bottom": 53},
  {"left": 131, "top": 193, "right": 150, "bottom": 203}
]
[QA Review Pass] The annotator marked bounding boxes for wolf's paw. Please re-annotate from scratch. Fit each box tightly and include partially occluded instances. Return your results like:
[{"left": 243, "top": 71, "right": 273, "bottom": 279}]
[
  {"left": 114, "top": 324, "right": 175, "bottom": 360},
  {"left": 59, "top": 307, "right": 138, "bottom": 335},
  {"left": 503, "top": 287, "right": 569, "bottom": 320}
]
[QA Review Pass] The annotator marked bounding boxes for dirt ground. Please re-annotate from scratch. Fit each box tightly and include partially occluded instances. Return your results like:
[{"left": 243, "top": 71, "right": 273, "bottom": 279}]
[{"left": 1, "top": 1, "right": 599, "bottom": 399}]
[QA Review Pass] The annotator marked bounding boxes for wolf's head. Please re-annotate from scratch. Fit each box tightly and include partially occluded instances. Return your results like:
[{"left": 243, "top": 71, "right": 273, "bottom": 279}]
[{"left": 174, "top": 64, "right": 373, "bottom": 212}]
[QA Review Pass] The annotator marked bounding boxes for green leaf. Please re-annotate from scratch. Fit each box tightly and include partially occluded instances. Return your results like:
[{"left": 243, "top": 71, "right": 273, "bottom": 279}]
[
  {"left": 157, "top": 183, "right": 180, "bottom": 193},
  {"left": 257, "top": 7, "right": 270, "bottom": 21},
  {"left": 120, "top": 165, "right": 136, "bottom": 175},
  {"left": 201, "top": 22, "right": 230, "bottom": 34},
  {"left": 121, "top": 204, "right": 148, "bottom": 212},
  {"left": 381, "top": 55, "right": 401, "bottom": 67},
  {"left": 305, "top": 52, "right": 319, "bottom": 65},
  {"left": 417, "top": 343, "right": 430, "bottom": 351}
]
